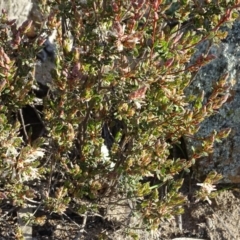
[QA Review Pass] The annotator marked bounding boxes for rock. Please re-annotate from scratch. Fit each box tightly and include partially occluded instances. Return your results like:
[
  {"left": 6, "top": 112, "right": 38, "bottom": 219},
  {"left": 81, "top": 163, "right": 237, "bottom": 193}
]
[
  {"left": 0, "top": 0, "right": 33, "bottom": 27},
  {"left": 186, "top": 20, "right": 240, "bottom": 183},
  {"left": 0, "top": 0, "right": 56, "bottom": 86},
  {"left": 172, "top": 238, "right": 206, "bottom": 240}
]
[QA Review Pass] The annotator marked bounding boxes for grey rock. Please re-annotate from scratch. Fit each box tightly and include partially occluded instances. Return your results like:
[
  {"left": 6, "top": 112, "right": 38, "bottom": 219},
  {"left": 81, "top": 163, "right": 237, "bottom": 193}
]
[
  {"left": 186, "top": 20, "right": 240, "bottom": 183},
  {"left": 0, "top": 0, "right": 56, "bottom": 86},
  {"left": 0, "top": 0, "right": 33, "bottom": 27}
]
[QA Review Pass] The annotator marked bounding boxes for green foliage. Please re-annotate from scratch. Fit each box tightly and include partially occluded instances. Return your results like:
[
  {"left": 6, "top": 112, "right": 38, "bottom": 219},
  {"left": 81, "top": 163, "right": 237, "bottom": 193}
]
[{"left": 0, "top": 0, "right": 237, "bottom": 236}]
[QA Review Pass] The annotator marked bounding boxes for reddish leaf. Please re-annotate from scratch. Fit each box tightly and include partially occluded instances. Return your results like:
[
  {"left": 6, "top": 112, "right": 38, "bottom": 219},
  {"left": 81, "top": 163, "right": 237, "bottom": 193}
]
[
  {"left": 172, "top": 32, "right": 183, "bottom": 45},
  {"left": 164, "top": 58, "right": 174, "bottom": 68},
  {"left": 129, "top": 86, "right": 148, "bottom": 100}
]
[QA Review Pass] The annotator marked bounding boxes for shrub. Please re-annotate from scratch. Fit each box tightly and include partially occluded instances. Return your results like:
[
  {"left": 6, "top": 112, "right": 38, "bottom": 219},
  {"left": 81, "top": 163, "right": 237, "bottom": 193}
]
[{"left": 0, "top": 0, "right": 238, "bottom": 237}]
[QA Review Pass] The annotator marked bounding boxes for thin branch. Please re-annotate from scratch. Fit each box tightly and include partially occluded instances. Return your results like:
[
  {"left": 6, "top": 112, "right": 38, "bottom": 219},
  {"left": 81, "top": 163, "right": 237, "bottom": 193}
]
[{"left": 18, "top": 109, "right": 29, "bottom": 142}]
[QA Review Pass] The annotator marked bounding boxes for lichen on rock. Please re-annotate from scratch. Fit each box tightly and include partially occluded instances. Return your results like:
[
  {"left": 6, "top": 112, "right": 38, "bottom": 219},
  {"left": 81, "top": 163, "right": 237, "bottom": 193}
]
[{"left": 186, "top": 20, "right": 240, "bottom": 183}]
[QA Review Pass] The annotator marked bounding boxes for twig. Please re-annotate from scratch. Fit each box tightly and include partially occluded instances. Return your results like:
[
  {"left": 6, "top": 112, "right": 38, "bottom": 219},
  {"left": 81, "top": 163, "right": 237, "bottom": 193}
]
[
  {"left": 17, "top": 205, "right": 33, "bottom": 240},
  {"left": 177, "top": 209, "right": 183, "bottom": 231},
  {"left": 30, "top": 105, "right": 45, "bottom": 128},
  {"left": 18, "top": 109, "right": 29, "bottom": 142},
  {"left": 46, "top": 146, "right": 57, "bottom": 197},
  {"left": 0, "top": 207, "right": 18, "bottom": 219},
  {"left": 23, "top": 197, "right": 41, "bottom": 205},
  {"left": 62, "top": 212, "right": 86, "bottom": 230}
]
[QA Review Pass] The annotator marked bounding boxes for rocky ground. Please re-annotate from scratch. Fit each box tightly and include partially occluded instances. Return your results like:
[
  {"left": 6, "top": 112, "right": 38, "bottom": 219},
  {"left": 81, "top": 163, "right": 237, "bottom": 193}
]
[{"left": 0, "top": 184, "right": 239, "bottom": 240}]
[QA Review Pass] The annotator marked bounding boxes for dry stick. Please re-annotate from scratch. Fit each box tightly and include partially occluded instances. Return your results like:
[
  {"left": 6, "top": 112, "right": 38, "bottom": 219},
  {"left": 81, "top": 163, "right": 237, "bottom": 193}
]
[
  {"left": 17, "top": 206, "right": 33, "bottom": 240},
  {"left": 0, "top": 207, "right": 18, "bottom": 219},
  {"left": 18, "top": 109, "right": 29, "bottom": 141},
  {"left": 68, "top": 208, "right": 107, "bottom": 237},
  {"left": 71, "top": 212, "right": 102, "bottom": 240},
  {"left": 177, "top": 207, "right": 183, "bottom": 232},
  {"left": 62, "top": 212, "right": 82, "bottom": 228},
  {"left": 45, "top": 152, "right": 55, "bottom": 198},
  {"left": 17, "top": 109, "right": 34, "bottom": 238},
  {"left": 62, "top": 211, "right": 88, "bottom": 237},
  {"left": 172, "top": 144, "right": 183, "bottom": 232},
  {"left": 45, "top": 141, "right": 58, "bottom": 198},
  {"left": 19, "top": 197, "right": 42, "bottom": 232},
  {"left": 30, "top": 104, "right": 46, "bottom": 137}
]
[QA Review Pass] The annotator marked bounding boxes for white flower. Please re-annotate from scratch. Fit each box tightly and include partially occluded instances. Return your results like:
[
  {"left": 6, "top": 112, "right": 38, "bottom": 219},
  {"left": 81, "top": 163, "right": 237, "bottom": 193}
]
[
  {"left": 196, "top": 182, "right": 217, "bottom": 205},
  {"left": 134, "top": 100, "right": 142, "bottom": 109},
  {"left": 116, "top": 40, "right": 124, "bottom": 52},
  {"left": 101, "top": 144, "right": 110, "bottom": 162},
  {"left": 6, "top": 146, "right": 18, "bottom": 158},
  {"left": 197, "top": 183, "right": 217, "bottom": 194},
  {"left": 20, "top": 166, "right": 40, "bottom": 182},
  {"left": 24, "top": 148, "right": 45, "bottom": 163},
  {"left": 101, "top": 144, "right": 115, "bottom": 169}
]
